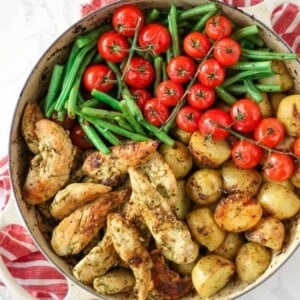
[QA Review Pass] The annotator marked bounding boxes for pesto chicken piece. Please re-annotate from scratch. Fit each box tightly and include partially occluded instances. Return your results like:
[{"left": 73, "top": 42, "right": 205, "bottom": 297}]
[
  {"left": 82, "top": 140, "right": 159, "bottom": 187},
  {"left": 23, "top": 119, "right": 76, "bottom": 205},
  {"left": 128, "top": 168, "right": 199, "bottom": 265},
  {"left": 51, "top": 188, "right": 130, "bottom": 256},
  {"left": 50, "top": 182, "right": 111, "bottom": 219},
  {"left": 107, "top": 213, "right": 153, "bottom": 300}
]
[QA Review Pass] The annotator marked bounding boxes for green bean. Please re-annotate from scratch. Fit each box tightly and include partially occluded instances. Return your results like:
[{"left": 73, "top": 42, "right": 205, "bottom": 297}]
[
  {"left": 65, "top": 42, "right": 80, "bottom": 76},
  {"left": 43, "top": 64, "right": 64, "bottom": 116},
  {"left": 81, "top": 106, "right": 124, "bottom": 120},
  {"left": 80, "top": 98, "right": 98, "bottom": 107},
  {"left": 246, "top": 35, "right": 265, "bottom": 47},
  {"left": 67, "top": 75, "right": 81, "bottom": 118},
  {"left": 177, "top": 3, "right": 218, "bottom": 21},
  {"left": 93, "top": 123, "right": 121, "bottom": 146},
  {"left": 228, "top": 61, "right": 272, "bottom": 72},
  {"left": 122, "top": 91, "right": 144, "bottom": 121},
  {"left": 242, "top": 48, "right": 298, "bottom": 60},
  {"left": 244, "top": 79, "right": 263, "bottom": 102},
  {"left": 226, "top": 83, "right": 282, "bottom": 93},
  {"left": 231, "top": 25, "right": 259, "bottom": 40},
  {"left": 91, "top": 89, "right": 121, "bottom": 110},
  {"left": 145, "top": 8, "right": 160, "bottom": 23},
  {"left": 168, "top": 4, "right": 180, "bottom": 57},
  {"left": 214, "top": 86, "right": 237, "bottom": 105},
  {"left": 106, "top": 61, "right": 123, "bottom": 99},
  {"left": 191, "top": 9, "right": 218, "bottom": 32},
  {"left": 153, "top": 56, "right": 163, "bottom": 96}
]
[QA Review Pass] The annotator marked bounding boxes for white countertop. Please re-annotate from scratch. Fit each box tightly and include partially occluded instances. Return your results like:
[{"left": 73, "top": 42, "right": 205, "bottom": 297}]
[{"left": 0, "top": 0, "right": 299, "bottom": 299}]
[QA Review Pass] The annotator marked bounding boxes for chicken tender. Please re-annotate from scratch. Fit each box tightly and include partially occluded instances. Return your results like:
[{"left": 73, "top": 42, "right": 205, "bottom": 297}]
[
  {"left": 82, "top": 140, "right": 158, "bottom": 187},
  {"left": 51, "top": 188, "right": 130, "bottom": 256}
]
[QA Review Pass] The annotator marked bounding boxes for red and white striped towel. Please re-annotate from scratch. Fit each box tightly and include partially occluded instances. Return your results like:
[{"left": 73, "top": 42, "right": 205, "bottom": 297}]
[{"left": 0, "top": 0, "right": 299, "bottom": 299}]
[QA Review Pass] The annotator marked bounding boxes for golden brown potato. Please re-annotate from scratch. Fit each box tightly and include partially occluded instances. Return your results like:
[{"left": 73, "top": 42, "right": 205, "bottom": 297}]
[
  {"left": 257, "top": 182, "right": 300, "bottom": 220},
  {"left": 192, "top": 254, "right": 235, "bottom": 298},
  {"left": 235, "top": 242, "right": 271, "bottom": 282},
  {"left": 245, "top": 216, "right": 285, "bottom": 250},
  {"left": 247, "top": 92, "right": 273, "bottom": 117},
  {"left": 158, "top": 141, "right": 193, "bottom": 179},
  {"left": 214, "top": 193, "right": 263, "bottom": 232},
  {"left": 175, "top": 179, "right": 192, "bottom": 220},
  {"left": 214, "top": 232, "right": 245, "bottom": 261},
  {"left": 262, "top": 173, "right": 294, "bottom": 191},
  {"left": 188, "top": 130, "right": 231, "bottom": 169},
  {"left": 221, "top": 161, "right": 262, "bottom": 196},
  {"left": 258, "top": 61, "right": 294, "bottom": 92},
  {"left": 276, "top": 94, "right": 300, "bottom": 137},
  {"left": 291, "top": 161, "right": 300, "bottom": 188},
  {"left": 187, "top": 208, "right": 225, "bottom": 251},
  {"left": 171, "top": 255, "right": 200, "bottom": 276},
  {"left": 171, "top": 126, "right": 192, "bottom": 144},
  {"left": 186, "top": 169, "right": 223, "bottom": 205},
  {"left": 269, "top": 92, "right": 287, "bottom": 112}
]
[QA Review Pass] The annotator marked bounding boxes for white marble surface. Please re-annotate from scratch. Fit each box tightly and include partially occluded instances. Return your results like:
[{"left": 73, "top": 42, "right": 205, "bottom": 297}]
[{"left": 0, "top": 0, "right": 299, "bottom": 299}]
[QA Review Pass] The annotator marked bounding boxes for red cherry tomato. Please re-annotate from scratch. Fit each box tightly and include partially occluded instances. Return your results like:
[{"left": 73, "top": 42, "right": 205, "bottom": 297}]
[
  {"left": 293, "top": 137, "right": 300, "bottom": 157},
  {"left": 264, "top": 153, "right": 295, "bottom": 181},
  {"left": 183, "top": 32, "right": 211, "bottom": 58},
  {"left": 176, "top": 106, "right": 201, "bottom": 133},
  {"left": 198, "top": 58, "right": 225, "bottom": 88},
  {"left": 123, "top": 57, "right": 154, "bottom": 89},
  {"left": 97, "top": 31, "right": 129, "bottom": 63},
  {"left": 205, "top": 15, "right": 232, "bottom": 40},
  {"left": 213, "top": 38, "right": 241, "bottom": 66},
  {"left": 232, "top": 140, "right": 263, "bottom": 169},
  {"left": 70, "top": 123, "right": 94, "bottom": 150},
  {"left": 167, "top": 56, "right": 196, "bottom": 83},
  {"left": 143, "top": 98, "right": 170, "bottom": 126},
  {"left": 198, "top": 108, "right": 232, "bottom": 140},
  {"left": 156, "top": 80, "right": 184, "bottom": 106},
  {"left": 138, "top": 23, "right": 171, "bottom": 55},
  {"left": 254, "top": 118, "right": 285, "bottom": 148},
  {"left": 82, "top": 64, "right": 115, "bottom": 92},
  {"left": 112, "top": 4, "right": 144, "bottom": 37},
  {"left": 187, "top": 83, "right": 215, "bottom": 110},
  {"left": 130, "top": 88, "right": 152, "bottom": 111},
  {"left": 230, "top": 99, "right": 262, "bottom": 133}
]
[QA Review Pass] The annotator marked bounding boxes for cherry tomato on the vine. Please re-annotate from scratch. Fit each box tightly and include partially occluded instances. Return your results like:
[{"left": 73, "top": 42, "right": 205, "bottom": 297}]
[
  {"left": 176, "top": 106, "right": 201, "bottom": 133},
  {"left": 112, "top": 4, "right": 144, "bottom": 37},
  {"left": 293, "top": 137, "right": 300, "bottom": 157},
  {"left": 198, "top": 58, "right": 225, "bottom": 88},
  {"left": 123, "top": 57, "right": 154, "bottom": 89},
  {"left": 130, "top": 88, "right": 152, "bottom": 111},
  {"left": 82, "top": 64, "right": 115, "bottom": 92},
  {"left": 187, "top": 82, "right": 215, "bottom": 110},
  {"left": 183, "top": 32, "right": 211, "bottom": 59},
  {"left": 231, "top": 139, "right": 263, "bottom": 169},
  {"left": 230, "top": 99, "right": 262, "bottom": 133},
  {"left": 263, "top": 152, "right": 295, "bottom": 181},
  {"left": 138, "top": 23, "right": 171, "bottom": 55},
  {"left": 167, "top": 56, "right": 196, "bottom": 84},
  {"left": 213, "top": 38, "right": 241, "bottom": 66},
  {"left": 205, "top": 15, "right": 232, "bottom": 40},
  {"left": 97, "top": 31, "right": 129, "bottom": 63},
  {"left": 254, "top": 118, "right": 285, "bottom": 148},
  {"left": 198, "top": 108, "right": 232, "bottom": 140},
  {"left": 143, "top": 98, "right": 170, "bottom": 126},
  {"left": 156, "top": 80, "right": 184, "bottom": 106},
  {"left": 70, "top": 123, "right": 94, "bottom": 150}
]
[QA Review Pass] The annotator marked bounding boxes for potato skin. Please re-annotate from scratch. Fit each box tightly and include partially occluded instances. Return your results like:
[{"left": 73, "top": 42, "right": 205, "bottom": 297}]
[
  {"left": 245, "top": 216, "right": 285, "bottom": 250},
  {"left": 187, "top": 208, "right": 225, "bottom": 251},
  {"left": 214, "top": 193, "right": 263, "bottom": 232},
  {"left": 269, "top": 92, "right": 287, "bottom": 112},
  {"left": 221, "top": 161, "right": 262, "bottom": 197},
  {"left": 192, "top": 254, "right": 235, "bottom": 298},
  {"left": 186, "top": 169, "right": 223, "bottom": 205},
  {"left": 171, "top": 126, "right": 192, "bottom": 144},
  {"left": 188, "top": 130, "right": 231, "bottom": 169},
  {"left": 158, "top": 141, "right": 193, "bottom": 179},
  {"left": 291, "top": 161, "right": 300, "bottom": 189},
  {"left": 257, "top": 182, "right": 300, "bottom": 220},
  {"left": 235, "top": 242, "right": 271, "bottom": 282}
]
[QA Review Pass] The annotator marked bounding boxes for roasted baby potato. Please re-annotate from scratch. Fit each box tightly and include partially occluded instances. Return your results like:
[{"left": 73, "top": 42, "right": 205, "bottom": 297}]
[
  {"left": 235, "top": 242, "right": 271, "bottom": 282},
  {"left": 269, "top": 92, "right": 287, "bottom": 112},
  {"left": 192, "top": 255, "right": 235, "bottom": 298},
  {"left": 171, "top": 126, "right": 192, "bottom": 144}
]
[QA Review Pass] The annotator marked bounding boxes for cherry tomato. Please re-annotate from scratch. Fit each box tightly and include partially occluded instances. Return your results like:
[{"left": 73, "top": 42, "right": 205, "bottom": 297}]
[
  {"left": 176, "top": 106, "right": 201, "bottom": 133},
  {"left": 156, "top": 80, "right": 184, "bottom": 106},
  {"left": 293, "top": 137, "right": 300, "bottom": 157},
  {"left": 213, "top": 38, "right": 241, "bottom": 66},
  {"left": 138, "top": 23, "right": 171, "bottom": 55},
  {"left": 130, "top": 88, "right": 152, "bottom": 110},
  {"left": 198, "top": 58, "right": 225, "bottom": 88},
  {"left": 70, "top": 123, "right": 94, "bottom": 150},
  {"left": 82, "top": 64, "right": 114, "bottom": 92},
  {"left": 143, "top": 98, "right": 170, "bottom": 126},
  {"left": 167, "top": 56, "right": 196, "bottom": 83},
  {"left": 205, "top": 15, "right": 232, "bottom": 40},
  {"left": 263, "top": 152, "right": 295, "bottom": 181},
  {"left": 183, "top": 32, "right": 211, "bottom": 58},
  {"left": 187, "top": 83, "right": 215, "bottom": 110},
  {"left": 123, "top": 57, "right": 154, "bottom": 89},
  {"left": 198, "top": 108, "right": 232, "bottom": 140},
  {"left": 97, "top": 31, "right": 129, "bottom": 63},
  {"left": 112, "top": 4, "right": 144, "bottom": 37},
  {"left": 232, "top": 140, "right": 263, "bottom": 169},
  {"left": 51, "top": 111, "right": 75, "bottom": 130},
  {"left": 254, "top": 118, "right": 285, "bottom": 148},
  {"left": 230, "top": 99, "right": 262, "bottom": 133}
]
